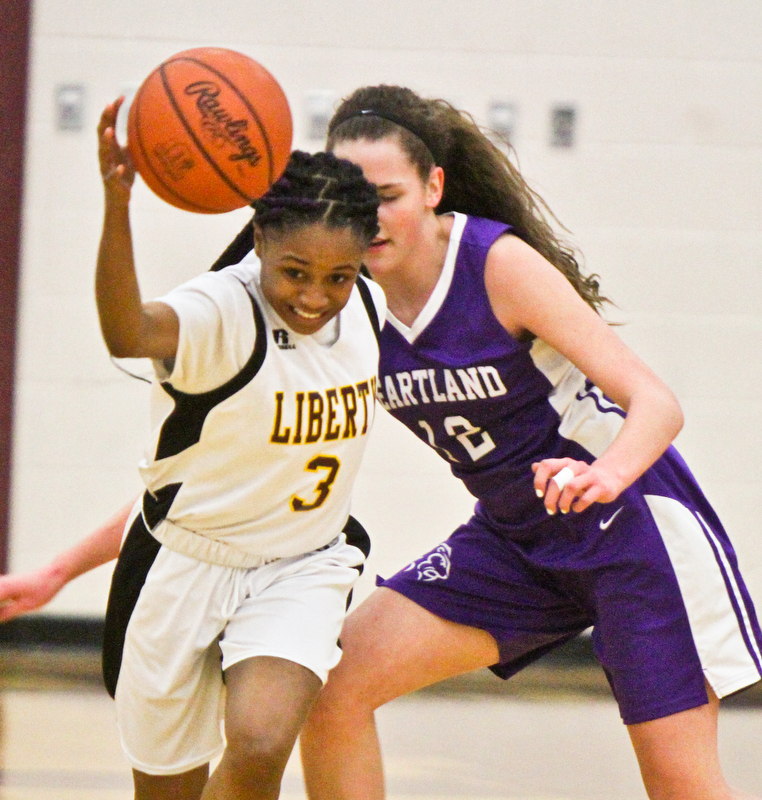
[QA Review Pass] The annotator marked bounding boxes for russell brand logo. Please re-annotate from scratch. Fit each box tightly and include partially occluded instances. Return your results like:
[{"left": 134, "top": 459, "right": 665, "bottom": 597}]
[
  {"left": 273, "top": 329, "right": 296, "bottom": 350},
  {"left": 184, "top": 81, "right": 263, "bottom": 168}
]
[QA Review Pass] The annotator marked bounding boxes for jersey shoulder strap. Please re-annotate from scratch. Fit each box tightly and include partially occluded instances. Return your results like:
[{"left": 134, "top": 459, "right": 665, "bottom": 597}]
[{"left": 355, "top": 274, "right": 381, "bottom": 343}]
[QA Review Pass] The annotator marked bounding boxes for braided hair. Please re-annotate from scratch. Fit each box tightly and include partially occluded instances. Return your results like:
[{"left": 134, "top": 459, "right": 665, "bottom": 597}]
[
  {"left": 327, "top": 85, "right": 609, "bottom": 313},
  {"left": 211, "top": 150, "right": 380, "bottom": 272}
]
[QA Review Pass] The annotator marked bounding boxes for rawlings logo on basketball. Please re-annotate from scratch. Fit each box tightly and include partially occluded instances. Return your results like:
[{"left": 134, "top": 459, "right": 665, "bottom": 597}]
[{"left": 185, "top": 81, "right": 262, "bottom": 168}]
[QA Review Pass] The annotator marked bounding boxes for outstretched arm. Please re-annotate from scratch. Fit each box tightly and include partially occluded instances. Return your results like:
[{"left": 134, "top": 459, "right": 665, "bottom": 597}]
[
  {"left": 486, "top": 235, "right": 683, "bottom": 514},
  {"left": 95, "top": 98, "right": 179, "bottom": 360},
  {"left": 0, "top": 501, "right": 133, "bottom": 623}
]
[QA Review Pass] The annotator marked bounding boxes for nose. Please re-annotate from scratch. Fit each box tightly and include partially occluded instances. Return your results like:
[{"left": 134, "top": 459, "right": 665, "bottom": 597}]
[
  {"left": 298, "top": 282, "right": 330, "bottom": 311},
  {"left": 375, "top": 207, "right": 389, "bottom": 233}
]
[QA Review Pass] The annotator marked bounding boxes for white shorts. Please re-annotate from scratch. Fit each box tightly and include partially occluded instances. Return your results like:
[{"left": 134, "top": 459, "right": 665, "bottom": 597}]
[{"left": 110, "top": 532, "right": 364, "bottom": 775}]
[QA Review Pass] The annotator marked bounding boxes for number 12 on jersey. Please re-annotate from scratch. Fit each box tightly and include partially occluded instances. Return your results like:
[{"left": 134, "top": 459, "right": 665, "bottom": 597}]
[{"left": 418, "top": 415, "right": 496, "bottom": 463}]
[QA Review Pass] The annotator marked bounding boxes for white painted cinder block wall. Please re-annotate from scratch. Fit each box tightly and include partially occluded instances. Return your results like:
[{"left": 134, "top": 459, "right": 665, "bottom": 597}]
[{"left": 10, "top": 0, "right": 762, "bottom": 615}]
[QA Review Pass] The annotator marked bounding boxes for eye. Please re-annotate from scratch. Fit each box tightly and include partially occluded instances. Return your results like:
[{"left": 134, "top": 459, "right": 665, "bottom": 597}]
[{"left": 283, "top": 267, "right": 305, "bottom": 280}]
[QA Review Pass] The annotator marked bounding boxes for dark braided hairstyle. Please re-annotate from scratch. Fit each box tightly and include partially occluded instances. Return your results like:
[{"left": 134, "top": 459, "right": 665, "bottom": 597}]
[
  {"left": 210, "top": 150, "right": 379, "bottom": 273},
  {"left": 327, "top": 85, "right": 609, "bottom": 313}
]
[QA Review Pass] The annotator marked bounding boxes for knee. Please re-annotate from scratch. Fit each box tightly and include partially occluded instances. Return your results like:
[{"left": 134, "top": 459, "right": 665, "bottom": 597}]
[
  {"left": 306, "top": 671, "right": 377, "bottom": 736},
  {"left": 223, "top": 724, "right": 293, "bottom": 785}
]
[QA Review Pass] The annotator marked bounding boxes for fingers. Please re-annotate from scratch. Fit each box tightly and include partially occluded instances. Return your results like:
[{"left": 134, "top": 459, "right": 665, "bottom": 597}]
[
  {"left": 0, "top": 572, "right": 58, "bottom": 621},
  {"left": 532, "top": 459, "right": 621, "bottom": 515},
  {"left": 0, "top": 600, "right": 26, "bottom": 623},
  {"left": 0, "top": 584, "right": 33, "bottom": 623},
  {"left": 98, "top": 97, "right": 128, "bottom": 158},
  {"left": 533, "top": 460, "right": 596, "bottom": 515},
  {"left": 98, "top": 98, "right": 135, "bottom": 194},
  {"left": 533, "top": 459, "right": 572, "bottom": 508},
  {"left": 97, "top": 96, "right": 124, "bottom": 135}
]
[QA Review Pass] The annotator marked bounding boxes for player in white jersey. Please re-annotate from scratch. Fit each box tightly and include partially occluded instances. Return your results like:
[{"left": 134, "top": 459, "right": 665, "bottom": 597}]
[{"left": 4, "top": 99, "right": 384, "bottom": 800}]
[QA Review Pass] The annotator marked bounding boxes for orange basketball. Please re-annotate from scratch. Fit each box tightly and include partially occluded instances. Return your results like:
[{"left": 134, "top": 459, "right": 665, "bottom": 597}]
[{"left": 127, "top": 47, "right": 292, "bottom": 213}]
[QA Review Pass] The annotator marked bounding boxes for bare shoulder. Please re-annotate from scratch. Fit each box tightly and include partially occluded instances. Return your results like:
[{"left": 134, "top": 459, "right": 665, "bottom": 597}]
[{"left": 484, "top": 234, "right": 576, "bottom": 337}]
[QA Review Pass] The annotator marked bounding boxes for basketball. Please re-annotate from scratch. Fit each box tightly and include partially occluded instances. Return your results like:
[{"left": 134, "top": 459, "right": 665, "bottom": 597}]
[{"left": 126, "top": 47, "right": 292, "bottom": 213}]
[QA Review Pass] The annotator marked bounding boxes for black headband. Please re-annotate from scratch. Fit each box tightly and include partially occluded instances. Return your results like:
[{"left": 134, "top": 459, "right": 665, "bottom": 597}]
[{"left": 329, "top": 108, "right": 442, "bottom": 166}]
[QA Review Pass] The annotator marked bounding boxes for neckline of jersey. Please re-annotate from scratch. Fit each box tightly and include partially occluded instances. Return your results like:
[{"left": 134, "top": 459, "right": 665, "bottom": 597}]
[{"left": 385, "top": 211, "right": 466, "bottom": 345}]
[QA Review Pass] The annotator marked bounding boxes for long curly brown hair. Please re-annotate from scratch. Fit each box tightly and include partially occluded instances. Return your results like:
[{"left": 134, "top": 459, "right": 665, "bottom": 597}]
[{"left": 328, "top": 85, "right": 608, "bottom": 313}]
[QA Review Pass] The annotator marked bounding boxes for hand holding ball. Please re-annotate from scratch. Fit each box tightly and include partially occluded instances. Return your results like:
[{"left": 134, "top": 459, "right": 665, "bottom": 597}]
[{"left": 126, "top": 48, "right": 292, "bottom": 213}]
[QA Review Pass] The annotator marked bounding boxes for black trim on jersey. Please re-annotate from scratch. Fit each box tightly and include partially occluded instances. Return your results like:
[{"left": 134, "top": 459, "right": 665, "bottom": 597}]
[
  {"left": 143, "top": 482, "right": 182, "bottom": 529},
  {"left": 355, "top": 274, "right": 380, "bottom": 344},
  {"left": 155, "top": 287, "right": 268, "bottom": 460},
  {"left": 102, "top": 513, "right": 162, "bottom": 698},
  {"left": 342, "top": 514, "right": 371, "bottom": 611},
  {"left": 343, "top": 514, "right": 371, "bottom": 560}
]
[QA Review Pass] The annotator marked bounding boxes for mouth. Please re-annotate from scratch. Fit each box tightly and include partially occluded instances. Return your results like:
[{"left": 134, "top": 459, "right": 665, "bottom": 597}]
[{"left": 290, "top": 306, "right": 325, "bottom": 321}]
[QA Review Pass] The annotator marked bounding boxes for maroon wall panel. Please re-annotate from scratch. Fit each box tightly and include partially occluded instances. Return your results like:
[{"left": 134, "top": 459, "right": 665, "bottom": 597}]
[{"left": 0, "top": 0, "right": 32, "bottom": 572}]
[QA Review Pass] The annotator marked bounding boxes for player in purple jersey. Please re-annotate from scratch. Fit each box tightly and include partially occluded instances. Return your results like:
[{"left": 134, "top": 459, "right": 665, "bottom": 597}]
[{"left": 296, "top": 86, "right": 762, "bottom": 800}]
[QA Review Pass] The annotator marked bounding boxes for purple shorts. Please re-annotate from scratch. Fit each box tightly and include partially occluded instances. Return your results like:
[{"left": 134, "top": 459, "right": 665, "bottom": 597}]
[{"left": 379, "top": 474, "right": 762, "bottom": 725}]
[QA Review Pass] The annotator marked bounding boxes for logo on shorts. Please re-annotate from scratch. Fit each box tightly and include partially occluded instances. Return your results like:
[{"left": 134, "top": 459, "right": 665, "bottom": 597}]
[
  {"left": 404, "top": 543, "right": 452, "bottom": 582},
  {"left": 599, "top": 506, "right": 624, "bottom": 531}
]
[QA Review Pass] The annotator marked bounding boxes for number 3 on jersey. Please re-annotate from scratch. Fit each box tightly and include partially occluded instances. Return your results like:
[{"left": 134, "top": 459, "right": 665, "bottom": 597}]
[{"left": 291, "top": 455, "right": 340, "bottom": 511}]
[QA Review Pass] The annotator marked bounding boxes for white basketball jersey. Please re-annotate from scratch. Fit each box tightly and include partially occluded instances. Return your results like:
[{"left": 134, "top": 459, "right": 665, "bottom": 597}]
[{"left": 138, "top": 253, "right": 385, "bottom": 567}]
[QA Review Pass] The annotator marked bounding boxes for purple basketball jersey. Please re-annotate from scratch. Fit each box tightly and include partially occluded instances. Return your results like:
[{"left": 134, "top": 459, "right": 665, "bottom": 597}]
[{"left": 377, "top": 213, "right": 620, "bottom": 528}]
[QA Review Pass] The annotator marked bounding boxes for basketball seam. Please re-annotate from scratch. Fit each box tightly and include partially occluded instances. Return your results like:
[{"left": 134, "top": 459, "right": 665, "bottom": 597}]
[
  {"left": 131, "top": 87, "right": 220, "bottom": 213},
  {"left": 160, "top": 55, "right": 278, "bottom": 202}
]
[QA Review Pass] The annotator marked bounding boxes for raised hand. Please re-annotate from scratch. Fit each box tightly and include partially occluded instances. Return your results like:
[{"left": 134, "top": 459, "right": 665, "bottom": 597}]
[{"left": 97, "top": 97, "right": 135, "bottom": 203}]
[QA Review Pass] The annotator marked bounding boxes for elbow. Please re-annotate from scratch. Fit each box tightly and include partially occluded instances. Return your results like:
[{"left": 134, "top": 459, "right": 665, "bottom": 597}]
[
  {"left": 672, "top": 398, "right": 685, "bottom": 439},
  {"left": 102, "top": 331, "right": 142, "bottom": 359},
  {"left": 106, "top": 343, "right": 133, "bottom": 359},
  {"left": 662, "top": 385, "right": 684, "bottom": 441}
]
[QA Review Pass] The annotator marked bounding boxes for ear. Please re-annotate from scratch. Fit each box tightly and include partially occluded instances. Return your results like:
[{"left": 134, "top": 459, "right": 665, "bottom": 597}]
[
  {"left": 424, "top": 165, "right": 445, "bottom": 209},
  {"left": 252, "top": 224, "right": 264, "bottom": 256}
]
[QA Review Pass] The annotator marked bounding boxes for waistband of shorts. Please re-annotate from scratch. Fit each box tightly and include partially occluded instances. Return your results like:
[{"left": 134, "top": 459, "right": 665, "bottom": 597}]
[{"left": 148, "top": 517, "right": 340, "bottom": 569}]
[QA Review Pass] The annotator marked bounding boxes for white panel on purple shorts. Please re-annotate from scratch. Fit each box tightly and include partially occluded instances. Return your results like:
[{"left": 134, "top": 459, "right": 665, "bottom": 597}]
[{"left": 645, "top": 494, "right": 762, "bottom": 697}]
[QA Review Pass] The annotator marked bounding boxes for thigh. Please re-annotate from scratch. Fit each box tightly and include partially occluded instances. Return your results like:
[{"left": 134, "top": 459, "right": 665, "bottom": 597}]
[
  {"left": 223, "top": 655, "right": 322, "bottom": 751},
  {"left": 321, "top": 586, "right": 501, "bottom": 710},
  {"left": 627, "top": 684, "right": 730, "bottom": 800},
  {"left": 132, "top": 765, "right": 209, "bottom": 800}
]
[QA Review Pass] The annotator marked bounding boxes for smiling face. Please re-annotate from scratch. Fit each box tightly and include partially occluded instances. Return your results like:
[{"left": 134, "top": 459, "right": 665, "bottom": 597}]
[
  {"left": 331, "top": 135, "right": 443, "bottom": 282},
  {"left": 255, "top": 222, "right": 366, "bottom": 336}
]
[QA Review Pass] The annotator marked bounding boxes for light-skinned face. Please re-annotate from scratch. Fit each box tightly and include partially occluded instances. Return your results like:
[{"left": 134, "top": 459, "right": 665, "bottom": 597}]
[
  {"left": 255, "top": 222, "right": 366, "bottom": 336},
  {"left": 331, "top": 136, "right": 443, "bottom": 282}
]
